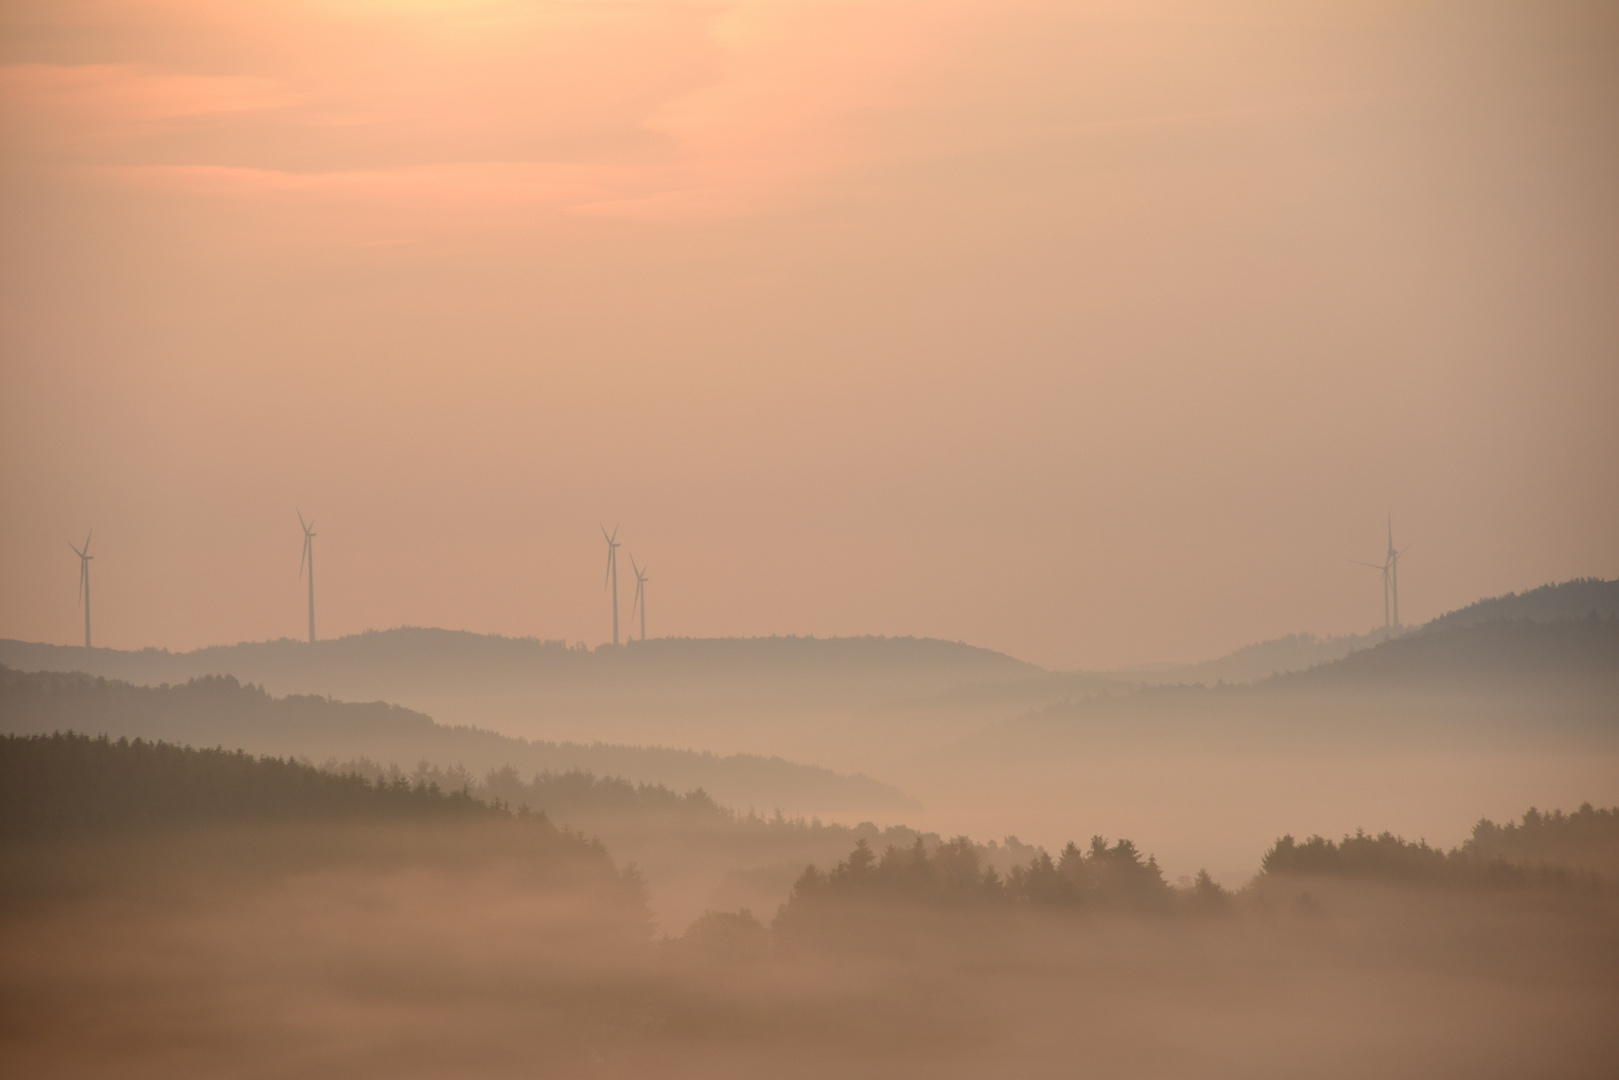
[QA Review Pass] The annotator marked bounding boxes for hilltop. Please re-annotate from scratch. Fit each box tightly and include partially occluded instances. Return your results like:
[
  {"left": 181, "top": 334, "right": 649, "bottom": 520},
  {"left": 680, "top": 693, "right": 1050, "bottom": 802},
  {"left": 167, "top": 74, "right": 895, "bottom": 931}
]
[
  {"left": 1422, "top": 578, "right": 1619, "bottom": 632},
  {"left": 1116, "top": 577, "right": 1619, "bottom": 686}
]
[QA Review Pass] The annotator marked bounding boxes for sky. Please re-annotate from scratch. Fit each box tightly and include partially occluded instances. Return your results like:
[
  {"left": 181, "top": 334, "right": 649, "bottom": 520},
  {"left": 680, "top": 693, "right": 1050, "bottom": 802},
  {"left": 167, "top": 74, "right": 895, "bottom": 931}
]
[{"left": 2, "top": 0, "right": 1616, "bottom": 670}]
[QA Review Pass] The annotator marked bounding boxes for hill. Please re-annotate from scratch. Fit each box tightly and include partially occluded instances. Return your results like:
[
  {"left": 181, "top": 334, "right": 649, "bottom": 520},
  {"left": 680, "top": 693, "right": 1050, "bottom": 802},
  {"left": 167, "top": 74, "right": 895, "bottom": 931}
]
[
  {"left": 1110, "top": 577, "right": 1619, "bottom": 687},
  {"left": 1116, "top": 630, "right": 1384, "bottom": 687},
  {"left": 0, "top": 631, "right": 1043, "bottom": 765},
  {"left": 1273, "top": 614, "right": 1619, "bottom": 691},
  {"left": 0, "top": 630, "right": 1037, "bottom": 703},
  {"left": 1423, "top": 578, "right": 1619, "bottom": 632},
  {"left": 0, "top": 667, "right": 913, "bottom": 817},
  {"left": 0, "top": 732, "right": 496, "bottom": 840},
  {"left": 976, "top": 615, "right": 1619, "bottom": 756}
]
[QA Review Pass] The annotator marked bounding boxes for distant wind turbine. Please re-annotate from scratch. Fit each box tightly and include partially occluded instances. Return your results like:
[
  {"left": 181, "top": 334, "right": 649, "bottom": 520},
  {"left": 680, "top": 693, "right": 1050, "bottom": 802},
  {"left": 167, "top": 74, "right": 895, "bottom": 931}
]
[
  {"left": 69, "top": 532, "right": 93, "bottom": 648},
  {"left": 298, "top": 510, "right": 317, "bottom": 644},
  {"left": 602, "top": 524, "right": 621, "bottom": 646},
  {"left": 1352, "top": 514, "right": 1413, "bottom": 635},
  {"left": 630, "top": 555, "right": 648, "bottom": 642},
  {"left": 1386, "top": 515, "right": 1413, "bottom": 630}
]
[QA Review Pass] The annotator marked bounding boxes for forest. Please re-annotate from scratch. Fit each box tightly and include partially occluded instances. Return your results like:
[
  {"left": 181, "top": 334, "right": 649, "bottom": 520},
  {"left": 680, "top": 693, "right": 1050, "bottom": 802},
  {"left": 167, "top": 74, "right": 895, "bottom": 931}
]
[{"left": 2, "top": 729, "right": 1617, "bottom": 1076}]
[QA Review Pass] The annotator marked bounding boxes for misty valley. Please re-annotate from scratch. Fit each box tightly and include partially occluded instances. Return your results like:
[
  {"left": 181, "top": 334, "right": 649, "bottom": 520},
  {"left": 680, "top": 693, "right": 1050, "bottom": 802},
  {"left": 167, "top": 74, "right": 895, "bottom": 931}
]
[
  {"left": 5, "top": 0, "right": 1617, "bottom": 1071},
  {"left": 1, "top": 579, "right": 1617, "bottom": 1076}
]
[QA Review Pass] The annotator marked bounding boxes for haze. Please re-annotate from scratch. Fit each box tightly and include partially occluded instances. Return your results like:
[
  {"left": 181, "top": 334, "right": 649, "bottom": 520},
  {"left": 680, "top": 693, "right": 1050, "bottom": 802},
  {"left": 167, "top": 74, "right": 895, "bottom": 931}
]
[{"left": 3, "top": 0, "right": 1616, "bottom": 669}]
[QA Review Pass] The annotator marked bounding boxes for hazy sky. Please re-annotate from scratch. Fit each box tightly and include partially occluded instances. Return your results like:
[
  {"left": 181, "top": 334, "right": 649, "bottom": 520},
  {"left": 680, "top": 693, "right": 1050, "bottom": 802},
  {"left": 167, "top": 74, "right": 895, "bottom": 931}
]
[{"left": 2, "top": 0, "right": 1616, "bottom": 669}]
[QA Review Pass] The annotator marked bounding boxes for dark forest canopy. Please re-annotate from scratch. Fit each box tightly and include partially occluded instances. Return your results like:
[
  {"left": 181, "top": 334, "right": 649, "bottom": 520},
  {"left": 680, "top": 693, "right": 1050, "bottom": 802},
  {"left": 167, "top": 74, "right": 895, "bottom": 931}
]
[
  {"left": 774, "top": 832, "right": 1223, "bottom": 935},
  {"left": 1261, "top": 804, "right": 1619, "bottom": 888},
  {"left": 0, "top": 732, "right": 501, "bottom": 840},
  {"left": 775, "top": 804, "right": 1619, "bottom": 934},
  {"left": 330, "top": 758, "right": 731, "bottom": 823}
]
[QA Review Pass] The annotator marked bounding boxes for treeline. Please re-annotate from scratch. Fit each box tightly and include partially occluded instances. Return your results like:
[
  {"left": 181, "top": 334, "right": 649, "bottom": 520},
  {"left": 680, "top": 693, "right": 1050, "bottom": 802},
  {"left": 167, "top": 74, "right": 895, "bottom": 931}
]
[
  {"left": 1261, "top": 804, "right": 1619, "bottom": 889},
  {"left": 327, "top": 758, "right": 728, "bottom": 822},
  {"left": 776, "top": 833, "right": 1228, "bottom": 933},
  {"left": 1465, "top": 804, "right": 1619, "bottom": 877},
  {"left": 325, "top": 758, "right": 996, "bottom": 881},
  {"left": 0, "top": 732, "right": 501, "bottom": 841},
  {"left": 768, "top": 804, "right": 1619, "bottom": 937},
  {"left": 1423, "top": 577, "right": 1619, "bottom": 631}
]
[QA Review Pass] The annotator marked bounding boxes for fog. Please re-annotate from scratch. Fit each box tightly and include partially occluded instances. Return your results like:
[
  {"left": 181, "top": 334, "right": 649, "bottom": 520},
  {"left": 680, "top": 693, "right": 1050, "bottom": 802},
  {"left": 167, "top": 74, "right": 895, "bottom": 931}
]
[
  {"left": 4, "top": 0, "right": 1619, "bottom": 1074},
  {"left": 5, "top": 820, "right": 1616, "bottom": 1078}
]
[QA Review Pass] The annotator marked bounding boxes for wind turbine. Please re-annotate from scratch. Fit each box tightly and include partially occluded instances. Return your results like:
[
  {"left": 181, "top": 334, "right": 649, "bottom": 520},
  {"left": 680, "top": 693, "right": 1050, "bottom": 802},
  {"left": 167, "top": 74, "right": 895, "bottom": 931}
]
[
  {"left": 602, "top": 524, "right": 621, "bottom": 646},
  {"left": 69, "top": 532, "right": 93, "bottom": 648},
  {"left": 1352, "top": 514, "right": 1413, "bottom": 636},
  {"left": 1351, "top": 549, "right": 1392, "bottom": 634},
  {"left": 630, "top": 555, "right": 648, "bottom": 642},
  {"left": 1386, "top": 515, "right": 1414, "bottom": 630},
  {"left": 298, "top": 510, "right": 317, "bottom": 644}
]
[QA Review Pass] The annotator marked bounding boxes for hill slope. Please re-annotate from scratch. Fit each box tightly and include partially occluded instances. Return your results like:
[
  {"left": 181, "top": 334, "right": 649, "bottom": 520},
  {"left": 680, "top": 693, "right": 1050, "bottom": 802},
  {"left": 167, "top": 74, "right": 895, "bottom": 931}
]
[
  {"left": 1107, "top": 578, "right": 1619, "bottom": 687},
  {"left": 0, "top": 667, "right": 913, "bottom": 816},
  {"left": 1423, "top": 578, "right": 1619, "bottom": 632},
  {"left": 978, "top": 615, "right": 1619, "bottom": 756}
]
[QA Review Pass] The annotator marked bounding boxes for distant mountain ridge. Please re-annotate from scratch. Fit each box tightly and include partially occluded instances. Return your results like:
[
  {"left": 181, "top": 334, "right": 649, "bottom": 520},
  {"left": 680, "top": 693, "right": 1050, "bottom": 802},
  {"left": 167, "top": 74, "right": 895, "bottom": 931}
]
[
  {"left": 1269, "top": 615, "right": 1619, "bottom": 690},
  {"left": 1121, "top": 577, "right": 1619, "bottom": 687},
  {"left": 980, "top": 614, "right": 1619, "bottom": 758},
  {"left": 0, "top": 630, "right": 1037, "bottom": 702}
]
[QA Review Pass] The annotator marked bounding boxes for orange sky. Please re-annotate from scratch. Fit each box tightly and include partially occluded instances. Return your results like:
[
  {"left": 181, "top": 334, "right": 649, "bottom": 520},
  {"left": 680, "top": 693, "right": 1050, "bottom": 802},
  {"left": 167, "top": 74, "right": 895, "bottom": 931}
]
[{"left": 2, "top": 0, "right": 1617, "bottom": 669}]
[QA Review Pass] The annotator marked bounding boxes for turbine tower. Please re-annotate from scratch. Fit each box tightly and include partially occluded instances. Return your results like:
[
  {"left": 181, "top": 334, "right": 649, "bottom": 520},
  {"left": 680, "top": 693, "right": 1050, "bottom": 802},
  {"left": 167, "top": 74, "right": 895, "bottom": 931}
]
[
  {"left": 1353, "top": 514, "right": 1412, "bottom": 636},
  {"left": 602, "top": 524, "right": 621, "bottom": 646},
  {"left": 298, "top": 510, "right": 317, "bottom": 644},
  {"left": 1386, "top": 515, "right": 1413, "bottom": 630},
  {"left": 69, "top": 532, "right": 93, "bottom": 648},
  {"left": 630, "top": 555, "right": 648, "bottom": 642}
]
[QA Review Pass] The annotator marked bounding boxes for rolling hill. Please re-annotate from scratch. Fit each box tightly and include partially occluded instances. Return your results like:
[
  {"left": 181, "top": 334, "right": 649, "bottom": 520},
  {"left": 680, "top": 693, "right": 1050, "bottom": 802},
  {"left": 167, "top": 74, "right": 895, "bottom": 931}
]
[{"left": 0, "top": 667, "right": 913, "bottom": 817}]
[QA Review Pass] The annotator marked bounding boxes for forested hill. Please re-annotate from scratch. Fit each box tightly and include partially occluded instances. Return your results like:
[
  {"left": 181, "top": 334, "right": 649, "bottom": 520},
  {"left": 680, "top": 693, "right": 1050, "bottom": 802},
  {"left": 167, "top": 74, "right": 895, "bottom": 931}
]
[
  {"left": 979, "top": 615, "right": 1619, "bottom": 758},
  {"left": 1422, "top": 578, "right": 1619, "bottom": 632},
  {"left": 0, "top": 667, "right": 913, "bottom": 816},
  {"left": 1270, "top": 610, "right": 1619, "bottom": 690},
  {"left": 0, "top": 631, "right": 1037, "bottom": 704},
  {"left": 0, "top": 732, "right": 495, "bottom": 840},
  {"left": 1109, "top": 577, "right": 1619, "bottom": 687}
]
